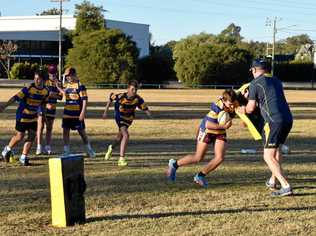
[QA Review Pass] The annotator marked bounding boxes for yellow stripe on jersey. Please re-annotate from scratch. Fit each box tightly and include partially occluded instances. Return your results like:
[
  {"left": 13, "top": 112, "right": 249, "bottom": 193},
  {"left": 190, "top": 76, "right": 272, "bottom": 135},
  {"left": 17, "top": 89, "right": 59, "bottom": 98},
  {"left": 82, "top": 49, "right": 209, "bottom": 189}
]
[
  {"left": 64, "top": 104, "right": 80, "bottom": 111},
  {"left": 20, "top": 118, "right": 38, "bottom": 123},
  {"left": 206, "top": 110, "right": 218, "bottom": 119}
]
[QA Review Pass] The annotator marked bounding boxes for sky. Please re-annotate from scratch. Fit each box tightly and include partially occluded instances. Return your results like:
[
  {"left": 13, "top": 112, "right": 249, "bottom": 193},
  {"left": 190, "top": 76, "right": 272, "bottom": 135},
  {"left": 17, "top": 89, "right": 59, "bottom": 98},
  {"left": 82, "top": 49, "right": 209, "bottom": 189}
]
[{"left": 1, "top": 0, "right": 316, "bottom": 45}]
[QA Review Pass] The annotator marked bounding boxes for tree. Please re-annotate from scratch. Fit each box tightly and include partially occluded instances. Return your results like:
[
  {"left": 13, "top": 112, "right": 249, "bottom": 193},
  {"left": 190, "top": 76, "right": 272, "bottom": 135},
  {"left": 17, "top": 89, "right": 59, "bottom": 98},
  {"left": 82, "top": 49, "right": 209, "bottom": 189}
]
[
  {"left": 66, "top": 29, "right": 139, "bottom": 85},
  {"left": 74, "top": 0, "right": 106, "bottom": 35},
  {"left": 216, "top": 23, "right": 243, "bottom": 44},
  {"left": 37, "top": 8, "right": 61, "bottom": 15},
  {"left": 173, "top": 32, "right": 251, "bottom": 86},
  {"left": 0, "top": 41, "right": 18, "bottom": 79}
]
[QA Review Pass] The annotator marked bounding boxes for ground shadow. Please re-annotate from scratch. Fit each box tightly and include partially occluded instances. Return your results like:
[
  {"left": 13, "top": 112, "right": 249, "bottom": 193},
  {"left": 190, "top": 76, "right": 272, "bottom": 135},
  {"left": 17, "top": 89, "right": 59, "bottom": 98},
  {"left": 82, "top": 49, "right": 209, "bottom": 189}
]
[{"left": 87, "top": 205, "right": 316, "bottom": 223}]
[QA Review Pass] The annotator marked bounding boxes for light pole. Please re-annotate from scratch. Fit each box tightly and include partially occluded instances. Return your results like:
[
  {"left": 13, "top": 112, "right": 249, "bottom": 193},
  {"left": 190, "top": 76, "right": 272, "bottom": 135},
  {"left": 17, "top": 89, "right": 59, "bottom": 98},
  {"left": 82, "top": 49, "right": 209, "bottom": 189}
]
[{"left": 50, "top": 0, "right": 69, "bottom": 82}]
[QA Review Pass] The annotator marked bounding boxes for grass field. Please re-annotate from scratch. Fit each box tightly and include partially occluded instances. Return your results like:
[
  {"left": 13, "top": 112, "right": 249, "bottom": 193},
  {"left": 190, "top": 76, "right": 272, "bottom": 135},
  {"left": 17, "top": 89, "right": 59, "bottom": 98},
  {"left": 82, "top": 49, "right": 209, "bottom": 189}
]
[{"left": 0, "top": 88, "right": 316, "bottom": 236}]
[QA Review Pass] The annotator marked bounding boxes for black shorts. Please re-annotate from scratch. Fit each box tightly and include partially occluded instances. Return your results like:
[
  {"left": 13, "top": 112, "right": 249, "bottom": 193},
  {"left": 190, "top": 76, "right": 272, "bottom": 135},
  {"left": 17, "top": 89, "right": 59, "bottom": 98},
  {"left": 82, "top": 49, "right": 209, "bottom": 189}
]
[
  {"left": 197, "top": 129, "right": 227, "bottom": 144},
  {"left": 15, "top": 121, "right": 37, "bottom": 133},
  {"left": 115, "top": 118, "right": 131, "bottom": 129},
  {"left": 62, "top": 118, "right": 85, "bottom": 130},
  {"left": 262, "top": 122, "right": 292, "bottom": 148}
]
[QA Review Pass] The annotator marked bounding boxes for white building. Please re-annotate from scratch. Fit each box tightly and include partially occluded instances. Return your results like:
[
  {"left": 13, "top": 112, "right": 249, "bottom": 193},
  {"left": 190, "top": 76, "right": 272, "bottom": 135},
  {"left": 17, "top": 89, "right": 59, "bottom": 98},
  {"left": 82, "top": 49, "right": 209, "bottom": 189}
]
[{"left": 0, "top": 15, "right": 150, "bottom": 59}]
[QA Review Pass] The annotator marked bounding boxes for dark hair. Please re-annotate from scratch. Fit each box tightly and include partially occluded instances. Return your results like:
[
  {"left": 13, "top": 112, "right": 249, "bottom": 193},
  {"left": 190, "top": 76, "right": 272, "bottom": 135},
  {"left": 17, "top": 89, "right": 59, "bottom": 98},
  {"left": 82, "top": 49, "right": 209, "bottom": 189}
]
[
  {"left": 34, "top": 70, "right": 44, "bottom": 79},
  {"left": 128, "top": 80, "right": 139, "bottom": 89},
  {"left": 222, "top": 89, "right": 237, "bottom": 102}
]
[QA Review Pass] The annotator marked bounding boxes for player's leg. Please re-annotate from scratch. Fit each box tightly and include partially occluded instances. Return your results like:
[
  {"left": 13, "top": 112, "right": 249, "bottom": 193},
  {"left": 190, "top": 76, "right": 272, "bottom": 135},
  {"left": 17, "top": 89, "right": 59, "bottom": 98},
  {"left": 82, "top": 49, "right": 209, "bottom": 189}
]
[
  {"left": 194, "top": 137, "right": 226, "bottom": 187},
  {"left": 36, "top": 115, "right": 45, "bottom": 155},
  {"left": 117, "top": 126, "right": 129, "bottom": 166},
  {"left": 166, "top": 140, "right": 208, "bottom": 181},
  {"left": 44, "top": 117, "right": 54, "bottom": 154},
  {"left": 63, "top": 126, "right": 71, "bottom": 155},
  {"left": 77, "top": 123, "right": 95, "bottom": 158},
  {"left": 20, "top": 128, "right": 36, "bottom": 165},
  {"left": 105, "top": 131, "right": 122, "bottom": 160},
  {"left": 2, "top": 130, "right": 25, "bottom": 161}
]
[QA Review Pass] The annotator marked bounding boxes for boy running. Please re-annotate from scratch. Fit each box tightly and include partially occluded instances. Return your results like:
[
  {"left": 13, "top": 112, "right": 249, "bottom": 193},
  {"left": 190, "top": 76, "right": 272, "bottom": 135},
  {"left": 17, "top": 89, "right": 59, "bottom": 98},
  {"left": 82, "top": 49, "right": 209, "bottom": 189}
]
[
  {"left": 103, "top": 80, "right": 152, "bottom": 166},
  {"left": 36, "top": 65, "right": 62, "bottom": 155},
  {"left": 0, "top": 71, "right": 49, "bottom": 165},
  {"left": 166, "top": 89, "right": 238, "bottom": 187},
  {"left": 56, "top": 67, "right": 95, "bottom": 157}
]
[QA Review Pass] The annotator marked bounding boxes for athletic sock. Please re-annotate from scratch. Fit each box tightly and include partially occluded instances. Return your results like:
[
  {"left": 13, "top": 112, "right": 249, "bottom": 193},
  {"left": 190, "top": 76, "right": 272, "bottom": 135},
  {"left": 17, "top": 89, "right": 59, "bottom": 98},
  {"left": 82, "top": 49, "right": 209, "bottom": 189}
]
[
  {"left": 173, "top": 161, "right": 179, "bottom": 169},
  {"left": 198, "top": 172, "right": 206, "bottom": 177},
  {"left": 20, "top": 154, "right": 27, "bottom": 160},
  {"left": 37, "top": 144, "right": 42, "bottom": 150},
  {"left": 269, "top": 177, "right": 276, "bottom": 185},
  {"left": 5, "top": 146, "right": 11, "bottom": 152}
]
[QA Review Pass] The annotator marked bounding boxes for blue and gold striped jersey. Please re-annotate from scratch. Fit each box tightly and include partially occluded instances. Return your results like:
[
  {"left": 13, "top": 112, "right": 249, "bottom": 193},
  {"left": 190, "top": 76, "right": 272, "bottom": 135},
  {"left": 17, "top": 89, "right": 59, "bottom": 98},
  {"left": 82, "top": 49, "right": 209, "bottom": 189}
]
[
  {"left": 14, "top": 83, "right": 49, "bottom": 123},
  {"left": 111, "top": 92, "right": 148, "bottom": 126},
  {"left": 45, "top": 79, "right": 63, "bottom": 118},
  {"left": 199, "top": 100, "right": 226, "bottom": 134},
  {"left": 63, "top": 81, "right": 87, "bottom": 119}
]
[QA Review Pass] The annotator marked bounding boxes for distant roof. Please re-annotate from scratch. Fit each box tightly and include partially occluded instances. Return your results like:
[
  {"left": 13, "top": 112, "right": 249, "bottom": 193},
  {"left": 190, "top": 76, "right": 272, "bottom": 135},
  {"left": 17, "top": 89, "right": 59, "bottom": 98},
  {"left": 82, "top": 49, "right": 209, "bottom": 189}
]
[{"left": 0, "top": 15, "right": 149, "bottom": 32}]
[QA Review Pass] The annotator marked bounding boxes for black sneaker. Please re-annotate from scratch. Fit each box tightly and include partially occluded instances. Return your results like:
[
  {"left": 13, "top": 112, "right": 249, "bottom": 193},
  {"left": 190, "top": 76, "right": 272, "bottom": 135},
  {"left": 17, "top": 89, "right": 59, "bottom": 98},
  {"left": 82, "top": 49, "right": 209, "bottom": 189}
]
[{"left": 271, "top": 187, "right": 293, "bottom": 197}]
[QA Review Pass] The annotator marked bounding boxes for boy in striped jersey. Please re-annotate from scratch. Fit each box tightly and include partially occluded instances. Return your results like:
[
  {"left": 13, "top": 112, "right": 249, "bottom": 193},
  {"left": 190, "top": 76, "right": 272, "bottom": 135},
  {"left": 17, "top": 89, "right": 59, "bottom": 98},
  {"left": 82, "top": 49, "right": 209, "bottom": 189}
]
[
  {"left": 36, "top": 65, "right": 63, "bottom": 155},
  {"left": 103, "top": 80, "right": 152, "bottom": 166},
  {"left": 0, "top": 71, "right": 49, "bottom": 165},
  {"left": 56, "top": 67, "right": 95, "bottom": 157},
  {"left": 166, "top": 89, "right": 238, "bottom": 187}
]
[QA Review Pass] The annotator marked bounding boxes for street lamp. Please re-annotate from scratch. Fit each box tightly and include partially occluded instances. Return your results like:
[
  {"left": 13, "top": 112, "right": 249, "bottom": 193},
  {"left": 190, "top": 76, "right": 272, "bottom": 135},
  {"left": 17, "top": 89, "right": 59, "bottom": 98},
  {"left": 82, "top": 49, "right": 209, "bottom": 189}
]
[{"left": 50, "top": 0, "right": 69, "bottom": 82}]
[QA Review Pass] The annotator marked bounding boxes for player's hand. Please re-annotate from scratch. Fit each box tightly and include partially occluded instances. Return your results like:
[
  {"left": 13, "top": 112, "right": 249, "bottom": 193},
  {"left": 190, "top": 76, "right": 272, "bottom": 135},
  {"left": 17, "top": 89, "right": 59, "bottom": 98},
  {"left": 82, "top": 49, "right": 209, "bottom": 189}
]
[
  {"left": 102, "top": 112, "right": 107, "bottom": 119},
  {"left": 237, "top": 106, "right": 246, "bottom": 114},
  {"left": 79, "top": 112, "right": 85, "bottom": 121}
]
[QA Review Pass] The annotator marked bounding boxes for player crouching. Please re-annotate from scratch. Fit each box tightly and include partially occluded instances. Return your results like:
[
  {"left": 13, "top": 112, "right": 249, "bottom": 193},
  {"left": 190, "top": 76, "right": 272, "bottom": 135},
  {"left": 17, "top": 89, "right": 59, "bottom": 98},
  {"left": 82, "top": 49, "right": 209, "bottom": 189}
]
[{"left": 166, "top": 89, "right": 238, "bottom": 187}]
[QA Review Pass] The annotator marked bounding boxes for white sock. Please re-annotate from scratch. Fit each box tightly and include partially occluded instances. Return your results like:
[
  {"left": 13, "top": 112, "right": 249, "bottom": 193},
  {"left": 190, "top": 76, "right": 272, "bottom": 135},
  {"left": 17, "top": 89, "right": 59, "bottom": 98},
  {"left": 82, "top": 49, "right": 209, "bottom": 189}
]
[
  {"left": 283, "top": 184, "right": 290, "bottom": 189},
  {"left": 5, "top": 146, "right": 11, "bottom": 152},
  {"left": 20, "top": 154, "right": 27, "bottom": 160},
  {"left": 37, "top": 144, "right": 42, "bottom": 150},
  {"left": 269, "top": 177, "right": 276, "bottom": 185},
  {"left": 64, "top": 145, "right": 70, "bottom": 152}
]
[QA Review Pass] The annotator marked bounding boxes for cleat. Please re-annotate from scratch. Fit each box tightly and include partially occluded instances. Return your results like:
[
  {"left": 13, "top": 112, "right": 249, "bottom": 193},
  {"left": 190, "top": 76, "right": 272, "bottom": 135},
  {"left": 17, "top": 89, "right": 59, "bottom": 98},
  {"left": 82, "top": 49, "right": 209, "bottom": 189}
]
[
  {"left": 45, "top": 145, "right": 52, "bottom": 155},
  {"left": 1, "top": 147, "right": 12, "bottom": 162},
  {"left": 118, "top": 159, "right": 128, "bottom": 167},
  {"left": 194, "top": 174, "right": 208, "bottom": 188},
  {"left": 166, "top": 159, "right": 177, "bottom": 181},
  {"left": 271, "top": 187, "right": 293, "bottom": 197},
  {"left": 19, "top": 156, "right": 29, "bottom": 166},
  {"left": 104, "top": 145, "right": 112, "bottom": 160}
]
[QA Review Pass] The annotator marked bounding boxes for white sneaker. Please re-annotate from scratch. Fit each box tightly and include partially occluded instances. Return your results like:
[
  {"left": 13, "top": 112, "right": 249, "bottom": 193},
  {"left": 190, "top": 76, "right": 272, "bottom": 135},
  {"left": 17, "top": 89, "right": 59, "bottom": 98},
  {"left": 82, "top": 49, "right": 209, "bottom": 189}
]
[
  {"left": 86, "top": 148, "right": 96, "bottom": 158},
  {"left": 36, "top": 147, "right": 42, "bottom": 155},
  {"left": 1, "top": 146, "right": 11, "bottom": 162},
  {"left": 45, "top": 145, "right": 52, "bottom": 155}
]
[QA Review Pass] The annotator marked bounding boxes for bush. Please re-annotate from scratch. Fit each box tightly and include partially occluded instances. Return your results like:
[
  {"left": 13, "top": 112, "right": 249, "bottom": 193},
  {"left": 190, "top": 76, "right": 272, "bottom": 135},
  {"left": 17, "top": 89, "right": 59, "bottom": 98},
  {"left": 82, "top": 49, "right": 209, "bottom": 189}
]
[
  {"left": 10, "top": 62, "right": 47, "bottom": 80},
  {"left": 66, "top": 28, "right": 139, "bottom": 85},
  {"left": 136, "top": 55, "right": 176, "bottom": 84}
]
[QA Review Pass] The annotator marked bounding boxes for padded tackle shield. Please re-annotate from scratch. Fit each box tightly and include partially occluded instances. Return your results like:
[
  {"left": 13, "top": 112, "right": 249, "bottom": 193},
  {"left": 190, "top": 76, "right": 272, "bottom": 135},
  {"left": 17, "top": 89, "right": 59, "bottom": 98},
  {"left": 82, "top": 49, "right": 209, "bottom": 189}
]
[{"left": 49, "top": 154, "right": 86, "bottom": 227}]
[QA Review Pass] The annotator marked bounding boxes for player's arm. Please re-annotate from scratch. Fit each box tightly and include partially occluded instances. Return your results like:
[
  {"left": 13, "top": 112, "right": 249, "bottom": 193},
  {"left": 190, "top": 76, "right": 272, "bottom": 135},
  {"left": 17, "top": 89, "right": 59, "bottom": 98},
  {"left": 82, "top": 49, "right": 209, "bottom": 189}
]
[
  {"left": 79, "top": 86, "right": 88, "bottom": 121},
  {"left": 0, "top": 96, "right": 16, "bottom": 112},
  {"left": 0, "top": 87, "right": 28, "bottom": 112},
  {"left": 55, "top": 81, "right": 66, "bottom": 97},
  {"left": 102, "top": 93, "right": 114, "bottom": 119},
  {"left": 206, "top": 120, "right": 232, "bottom": 130},
  {"left": 245, "top": 100, "right": 256, "bottom": 114}
]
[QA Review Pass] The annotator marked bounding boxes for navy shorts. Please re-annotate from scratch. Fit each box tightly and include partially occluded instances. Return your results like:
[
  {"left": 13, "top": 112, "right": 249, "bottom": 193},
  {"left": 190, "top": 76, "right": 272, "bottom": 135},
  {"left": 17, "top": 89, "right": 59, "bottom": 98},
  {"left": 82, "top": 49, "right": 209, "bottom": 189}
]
[
  {"left": 197, "top": 129, "right": 227, "bottom": 144},
  {"left": 62, "top": 118, "right": 85, "bottom": 130},
  {"left": 15, "top": 121, "right": 37, "bottom": 133},
  {"left": 115, "top": 118, "right": 132, "bottom": 129},
  {"left": 262, "top": 122, "right": 292, "bottom": 148}
]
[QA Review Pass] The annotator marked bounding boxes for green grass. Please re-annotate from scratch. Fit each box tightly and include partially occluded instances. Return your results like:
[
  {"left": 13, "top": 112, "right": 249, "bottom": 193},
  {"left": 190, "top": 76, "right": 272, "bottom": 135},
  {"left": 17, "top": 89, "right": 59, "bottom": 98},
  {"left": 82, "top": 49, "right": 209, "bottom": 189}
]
[{"left": 0, "top": 89, "right": 316, "bottom": 235}]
